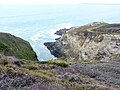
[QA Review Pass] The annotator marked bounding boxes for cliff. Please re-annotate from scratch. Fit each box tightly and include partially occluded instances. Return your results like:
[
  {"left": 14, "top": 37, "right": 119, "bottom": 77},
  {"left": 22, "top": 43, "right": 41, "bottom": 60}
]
[
  {"left": 44, "top": 22, "right": 120, "bottom": 61},
  {"left": 0, "top": 30, "right": 120, "bottom": 90},
  {"left": 0, "top": 32, "right": 37, "bottom": 61}
]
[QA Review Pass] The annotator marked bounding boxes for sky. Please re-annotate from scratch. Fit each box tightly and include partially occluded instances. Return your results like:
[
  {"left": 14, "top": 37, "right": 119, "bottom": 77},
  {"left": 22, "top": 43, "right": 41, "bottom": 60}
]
[{"left": 0, "top": 0, "right": 120, "bottom": 5}]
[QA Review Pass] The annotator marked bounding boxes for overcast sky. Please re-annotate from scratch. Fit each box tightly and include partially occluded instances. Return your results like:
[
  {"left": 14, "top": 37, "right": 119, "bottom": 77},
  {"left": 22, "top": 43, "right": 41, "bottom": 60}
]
[{"left": 0, "top": 0, "right": 120, "bottom": 5}]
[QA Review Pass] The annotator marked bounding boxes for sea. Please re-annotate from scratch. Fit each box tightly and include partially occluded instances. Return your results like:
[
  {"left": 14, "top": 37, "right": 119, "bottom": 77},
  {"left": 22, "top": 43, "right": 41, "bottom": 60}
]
[{"left": 0, "top": 4, "right": 120, "bottom": 60}]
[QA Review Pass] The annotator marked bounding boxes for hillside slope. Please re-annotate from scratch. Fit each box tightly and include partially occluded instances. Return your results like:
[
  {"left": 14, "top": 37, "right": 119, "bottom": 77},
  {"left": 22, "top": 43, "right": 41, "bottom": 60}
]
[
  {"left": 0, "top": 54, "right": 119, "bottom": 90},
  {"left": 0, "top": 32, "right": 37, "bottom": 60}
]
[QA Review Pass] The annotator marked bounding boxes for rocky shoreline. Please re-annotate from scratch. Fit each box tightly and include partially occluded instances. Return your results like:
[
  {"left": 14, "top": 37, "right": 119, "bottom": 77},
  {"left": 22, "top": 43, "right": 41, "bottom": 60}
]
[
  {"left": 44, "top": 22, "right": 120, "bottom": 61},
  {"left": 0, "top": 22, "right": 120, "bottom": 90},
  {"left": 54, "top": 28, "right": 70, "bottom": 36},
  {"left": 44, "top": 27, "right": 72, "bottom": 58}
]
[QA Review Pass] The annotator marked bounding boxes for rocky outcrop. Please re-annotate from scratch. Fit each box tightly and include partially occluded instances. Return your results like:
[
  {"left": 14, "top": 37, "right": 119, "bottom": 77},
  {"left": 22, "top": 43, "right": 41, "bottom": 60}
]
[
  {"left": 1, "top": 26, "right": 120, "bottom": 90},
  {"left": 0, "top": 33, "right": 37, "bottom": 60},
  {"left": 44, "top": 42, "right": 65, "bottom": 57},
  {"left": 55, "top": 28, "right": 70, "bottom": 36},
  {"left": 45, "top": 22, "right": 120, "bottom": 61}
]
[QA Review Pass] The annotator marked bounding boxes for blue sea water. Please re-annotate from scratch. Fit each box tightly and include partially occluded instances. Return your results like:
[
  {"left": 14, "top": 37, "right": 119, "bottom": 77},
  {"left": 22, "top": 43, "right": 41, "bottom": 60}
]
[{"left": 0, "top": 4, "right": 120, "bottom": 60}]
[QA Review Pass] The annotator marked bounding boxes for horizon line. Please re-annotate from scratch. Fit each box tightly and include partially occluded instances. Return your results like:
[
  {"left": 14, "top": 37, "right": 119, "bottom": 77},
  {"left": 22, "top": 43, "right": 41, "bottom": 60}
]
[{"left": 0, "top": 3, "right": 120, "bottom": 5}]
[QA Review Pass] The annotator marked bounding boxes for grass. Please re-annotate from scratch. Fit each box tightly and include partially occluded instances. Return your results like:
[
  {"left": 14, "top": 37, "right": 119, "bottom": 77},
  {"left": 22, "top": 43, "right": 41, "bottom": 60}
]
[
  {"left": 22, "top": 64, "right": 38, "bottom": 70},
  {"left": 38, "top": 60, "right": 68, "bottom": 67},
  {"left": 0, "top": 58, "right": 9, "bottom": 65},
  {"left": 59, "top": 56, "right": 67, "bottom": 61},
  {"left": 0, "top": 54, "right": 9, "bottom": 65},
  {"left": 79, "top": 60, "right": 98, "bottom": 63},
  {"left": 0, "top": 33, "right": 37, "bottom": 61},
  {"left": 0, "top": 41, "right": 9, "bottom": 52},
  {"left": 0, "top": 55, "right": 118, "bottom": 90},
  {"left": 36, "top": 56, "right": 69, "bottom": 68},
  {"left": 0, "top": 63, "right": 114, "bottom": 90}
]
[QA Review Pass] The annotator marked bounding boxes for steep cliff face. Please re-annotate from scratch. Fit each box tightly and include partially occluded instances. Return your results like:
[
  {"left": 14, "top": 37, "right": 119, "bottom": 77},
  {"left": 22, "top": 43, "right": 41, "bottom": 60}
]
[
  {"left": 45, "top": 22, "right": 120, "bottom": 61},
  {"left": 0, "top": 32, "right": 37, "bottom": 60}
]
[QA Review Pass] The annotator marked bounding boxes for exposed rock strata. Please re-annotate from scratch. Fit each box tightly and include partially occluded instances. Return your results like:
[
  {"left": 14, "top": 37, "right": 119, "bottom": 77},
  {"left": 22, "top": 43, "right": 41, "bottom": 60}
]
[
  {"left": 55, "top": 28, "right": 70, "bottom": 36},
  {"left": 45, "top": 22, "right": 120, "bottom": 61}
]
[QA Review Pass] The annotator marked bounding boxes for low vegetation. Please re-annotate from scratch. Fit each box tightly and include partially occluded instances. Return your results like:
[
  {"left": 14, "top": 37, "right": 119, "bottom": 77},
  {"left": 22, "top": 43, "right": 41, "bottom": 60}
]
[
  {"left": 0, "top": 33, "right": 37, "bottom": 60},
  {"left": 0, "top": 54, "right": 119, "bottom": 90},
  {"left": 38, "top": 60, "right": 68, "bottom": 68},
  {"left": 78, "top": 60, "right": 99, "bottom": 63}
]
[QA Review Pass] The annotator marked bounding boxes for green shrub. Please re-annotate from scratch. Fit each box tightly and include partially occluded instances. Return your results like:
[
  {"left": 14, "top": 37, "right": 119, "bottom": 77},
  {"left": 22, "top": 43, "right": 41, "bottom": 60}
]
[
  {"left": 79, "top": 60, "right": 98, "bottom": 63},
  {"left": 0, "top": 41, "right": 9, "bottom": 52},
  {"left": 38, "top": 60, "right": 68, "bottom": 68},
  {"left": 60, "top": 56, "right": 67, "bottom": 61},
  {"left": 38, "top": 61, "right": 48, "bottom": 64},
  {"left": 55, "top": 62, "right": 68, "bottom": 67}
]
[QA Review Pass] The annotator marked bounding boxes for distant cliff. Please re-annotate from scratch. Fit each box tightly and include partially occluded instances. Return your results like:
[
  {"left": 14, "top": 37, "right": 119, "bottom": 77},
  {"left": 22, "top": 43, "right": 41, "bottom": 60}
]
[
  {"left": 0, "top": 32, "right": 37, "bottom": 60},
  {"left": 45, "top": 22, "right": 120, "bottom": 61}
]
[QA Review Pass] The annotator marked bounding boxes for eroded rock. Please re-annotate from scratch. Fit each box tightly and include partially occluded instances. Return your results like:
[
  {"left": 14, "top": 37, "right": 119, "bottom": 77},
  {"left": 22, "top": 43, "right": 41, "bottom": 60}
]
[{"left": 45, "top": 22, "right": 120, "bottom": 61}]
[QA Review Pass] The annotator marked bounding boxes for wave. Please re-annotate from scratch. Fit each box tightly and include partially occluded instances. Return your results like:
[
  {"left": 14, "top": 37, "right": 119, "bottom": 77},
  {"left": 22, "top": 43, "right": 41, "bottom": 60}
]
[
  {"left": 30, "top": 23, "right": 74, "bottom": 43},
  {"left": 30, "top": 31, "right": 44, "bottom": 43},
  {"left": 29, "top": 23, "right": 75, "bottom": 60}
]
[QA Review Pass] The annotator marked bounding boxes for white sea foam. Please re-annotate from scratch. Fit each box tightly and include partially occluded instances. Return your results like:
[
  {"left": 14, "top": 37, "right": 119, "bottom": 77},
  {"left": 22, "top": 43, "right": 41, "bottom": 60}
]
[
  {"left": 46, "top": 23, "right": 75, "bottom": 38},
  {"left": 30, "top": 23, "right": 74, "bottom": 43},
  {"left": 29, "top": 23, "right": 75, "bottom": 60},
  {"left": 15, "top": 28, "right": 27, "bottom": 34},
  {"left": 0, "top": 5, "right": 120, "bottom": 60},
  {"left": 30, "top": 31, "right": 44, "bottom": 42}
]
